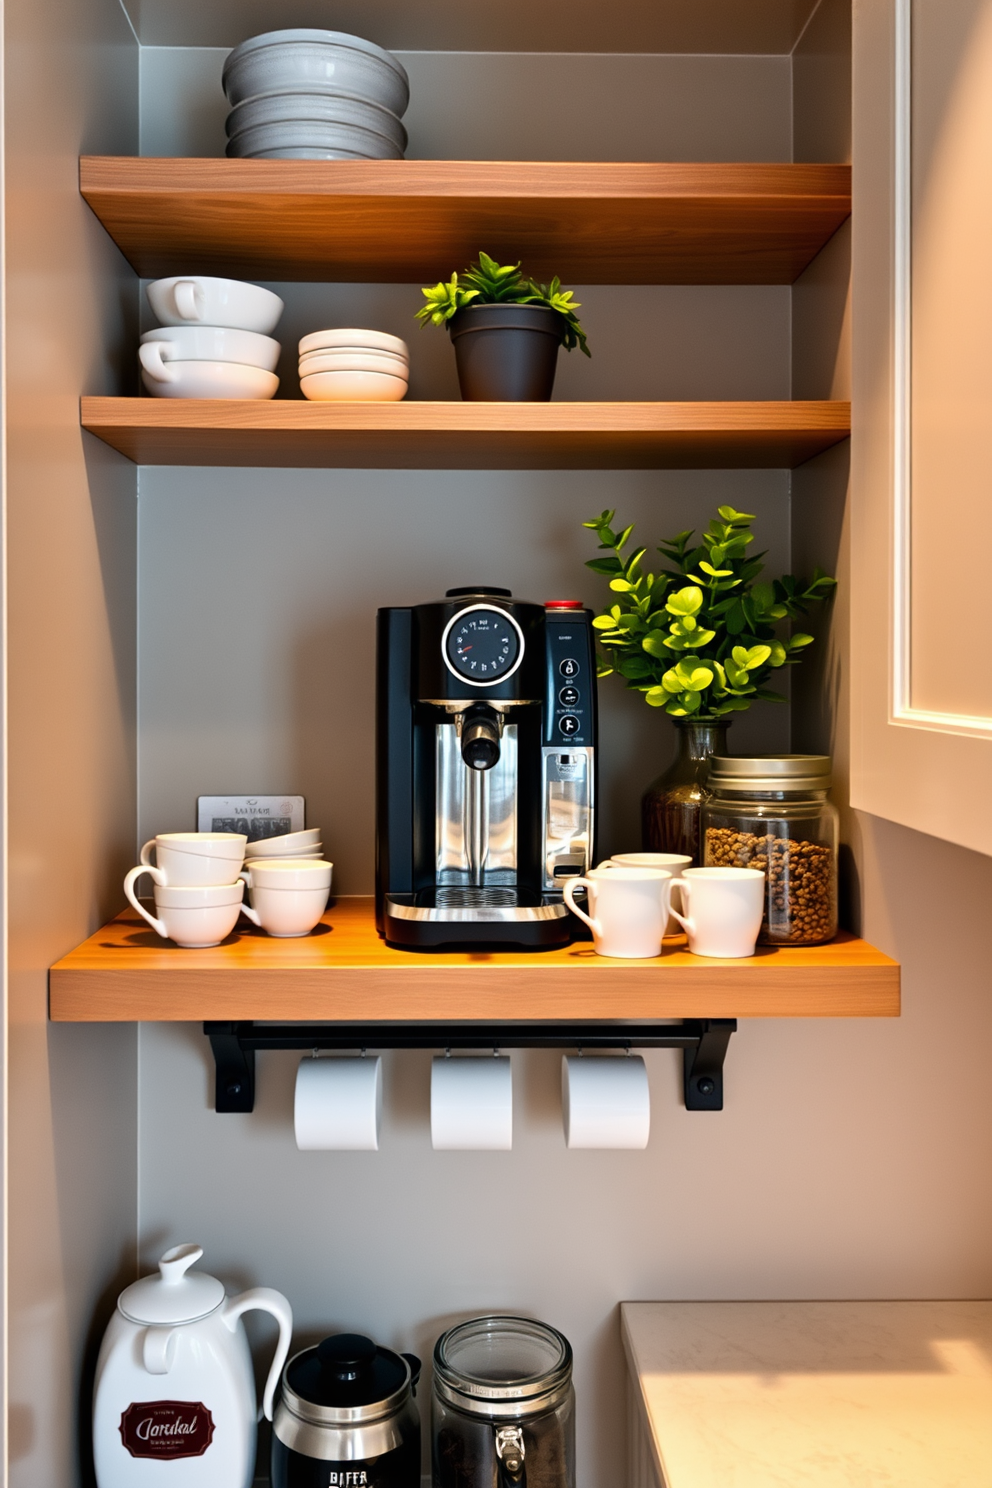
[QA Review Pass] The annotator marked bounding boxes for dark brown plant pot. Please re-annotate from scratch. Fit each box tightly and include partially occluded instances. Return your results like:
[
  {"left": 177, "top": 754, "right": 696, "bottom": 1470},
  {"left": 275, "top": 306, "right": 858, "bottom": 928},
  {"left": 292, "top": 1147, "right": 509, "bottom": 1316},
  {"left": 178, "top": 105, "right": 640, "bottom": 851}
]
[{"left": 448, "top": 304, "right": 565, "bottom": 400}]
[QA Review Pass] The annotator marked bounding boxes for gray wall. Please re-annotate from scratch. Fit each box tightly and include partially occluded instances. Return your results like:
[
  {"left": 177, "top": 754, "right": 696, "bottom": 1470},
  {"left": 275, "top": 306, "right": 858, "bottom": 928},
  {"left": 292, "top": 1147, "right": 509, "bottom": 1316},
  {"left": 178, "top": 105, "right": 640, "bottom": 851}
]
[{"left": 4, "top": 0, "right": 140, "bottom": 1482}]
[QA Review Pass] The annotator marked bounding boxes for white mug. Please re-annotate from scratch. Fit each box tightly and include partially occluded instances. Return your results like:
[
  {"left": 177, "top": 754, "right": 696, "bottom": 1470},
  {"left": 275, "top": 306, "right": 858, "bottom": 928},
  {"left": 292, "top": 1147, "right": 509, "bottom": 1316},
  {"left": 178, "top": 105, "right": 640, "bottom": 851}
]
[
  {"left": 140, "top": 325, "right": 281, "bottom": 373},
  {"left": 138, "top": 832, "right": 246, "bottom": 886},
  {"left": 124, "top": 876, "right": 244, "bottom": 948},
  {"left": 668, "top": 867, "right": 765, "bottom": 958},
  {"left": 145, "top": 275, "right": 284, "bottom": 333},
  {"left": 238, "top": 859, "right": 332, "bottom": 938},
  {"left": 563, "top": 866, "right": 673, "bottom": 959},
  {"left": 602, "top": 852, "right": 693, "bottom": 934}
]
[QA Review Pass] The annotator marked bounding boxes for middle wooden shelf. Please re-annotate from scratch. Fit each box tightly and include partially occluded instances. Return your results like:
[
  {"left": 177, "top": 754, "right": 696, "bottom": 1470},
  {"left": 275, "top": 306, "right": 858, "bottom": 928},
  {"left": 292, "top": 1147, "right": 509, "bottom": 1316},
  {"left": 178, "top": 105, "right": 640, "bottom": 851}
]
[{"left": 80, "top": 397, "right": 851, "bottom": 469}]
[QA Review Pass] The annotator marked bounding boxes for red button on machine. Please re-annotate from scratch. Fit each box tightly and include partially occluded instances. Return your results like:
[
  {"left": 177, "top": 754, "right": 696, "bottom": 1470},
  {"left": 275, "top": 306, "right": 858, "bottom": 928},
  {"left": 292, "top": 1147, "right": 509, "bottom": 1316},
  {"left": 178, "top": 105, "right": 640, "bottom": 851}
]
[{"left": 544, "top": 600, "right": 584, "bottom": 609}]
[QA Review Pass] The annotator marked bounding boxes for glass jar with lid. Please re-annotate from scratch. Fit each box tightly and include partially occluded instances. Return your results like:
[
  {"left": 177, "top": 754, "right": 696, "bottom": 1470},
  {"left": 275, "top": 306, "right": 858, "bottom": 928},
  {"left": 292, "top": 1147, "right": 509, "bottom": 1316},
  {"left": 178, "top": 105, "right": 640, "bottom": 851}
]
[
  {"left": 701, "top": 755, "right": 839, "bottom": 945},
  {"left": 432, "top": 1315, "right": 574, "bottom": 1488}
]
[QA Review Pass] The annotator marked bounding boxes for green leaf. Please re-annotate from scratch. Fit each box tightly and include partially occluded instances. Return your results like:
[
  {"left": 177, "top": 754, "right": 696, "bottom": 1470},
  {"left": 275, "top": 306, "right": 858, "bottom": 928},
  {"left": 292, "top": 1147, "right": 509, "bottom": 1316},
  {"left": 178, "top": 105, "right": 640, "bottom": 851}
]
[
  {"left": 585, "top": 557, "right": 624, "bottom": 575},
  {"left": 609, "top": 578, "right": 634, "bottom": 592},
  {"left": 641, "top": 631, "right": 670, "bottom": 658},
  {"left": 788, "top": 632, "right": 815, "bottom": 649},
  {"left": 665, "top": 585, "right": 703, "bottom": 618},
  {"left": 699, "top": 560, "right": 735, "bottom": 579},
  {"left": 592, "top": 615, "right": 619, "bottom": 631}
]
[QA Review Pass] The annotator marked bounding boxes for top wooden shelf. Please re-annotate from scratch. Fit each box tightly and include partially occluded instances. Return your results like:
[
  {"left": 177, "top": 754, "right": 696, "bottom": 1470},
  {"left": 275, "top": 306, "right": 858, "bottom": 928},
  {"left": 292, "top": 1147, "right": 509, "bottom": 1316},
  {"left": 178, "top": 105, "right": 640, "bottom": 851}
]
[
  {"left": 49, "top": 900, "right": 899, "bottom": 1024},
  {"left": 79, "top": 158, "right": 851, "bottom": 284}
]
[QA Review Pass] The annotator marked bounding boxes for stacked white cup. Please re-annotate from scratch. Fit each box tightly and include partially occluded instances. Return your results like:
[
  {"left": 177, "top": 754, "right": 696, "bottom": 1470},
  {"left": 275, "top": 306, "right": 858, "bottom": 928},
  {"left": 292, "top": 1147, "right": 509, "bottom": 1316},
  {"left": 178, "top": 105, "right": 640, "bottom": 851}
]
[
  {"left": 140, "top": 276, "right": 284, "bottom": 400},
  {"left": 240, "top": 828, "right": 334, "bottom": 937},
  {"left": 298, "top": 328, "right": 409, "bottom": 401},
  {"left": 124, "top": 833, "right": 248, "bottom": 947}
]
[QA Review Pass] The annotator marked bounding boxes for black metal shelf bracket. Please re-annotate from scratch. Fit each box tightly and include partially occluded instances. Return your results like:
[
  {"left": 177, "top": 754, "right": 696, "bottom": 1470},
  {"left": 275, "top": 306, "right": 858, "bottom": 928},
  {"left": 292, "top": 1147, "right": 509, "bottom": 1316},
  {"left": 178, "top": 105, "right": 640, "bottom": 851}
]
[{"left": 205, "top": 1019, "right": 736, "bottom": 1116}]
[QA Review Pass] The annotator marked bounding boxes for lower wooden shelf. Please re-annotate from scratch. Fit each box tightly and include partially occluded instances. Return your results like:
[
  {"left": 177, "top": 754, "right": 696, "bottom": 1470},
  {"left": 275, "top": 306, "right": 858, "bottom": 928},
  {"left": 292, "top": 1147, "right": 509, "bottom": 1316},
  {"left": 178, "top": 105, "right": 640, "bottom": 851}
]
[
  {"left": 79, "top": 398, "right": 851, "bottom": 469},
  {"left": 49, "top": 900, "right": 900, "bottom": 1023}
]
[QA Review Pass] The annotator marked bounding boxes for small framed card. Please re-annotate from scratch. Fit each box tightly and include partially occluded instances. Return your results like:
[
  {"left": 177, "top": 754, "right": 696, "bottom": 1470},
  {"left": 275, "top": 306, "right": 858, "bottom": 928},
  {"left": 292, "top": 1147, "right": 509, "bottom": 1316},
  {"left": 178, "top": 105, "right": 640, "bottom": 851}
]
[{"left": 197, "top": 795, "right": 305, "bottom": 842}]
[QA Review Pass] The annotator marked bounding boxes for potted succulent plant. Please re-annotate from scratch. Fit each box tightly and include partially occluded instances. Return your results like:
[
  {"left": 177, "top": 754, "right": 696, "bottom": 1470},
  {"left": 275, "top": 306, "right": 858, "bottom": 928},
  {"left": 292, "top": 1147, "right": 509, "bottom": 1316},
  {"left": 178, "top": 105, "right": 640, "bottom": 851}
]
[
  {"left": 583, "top": 504, "right": 836, "bottom": 859},
  {"left": 416, "top": 251, "right": 590, "bottom": 401}
]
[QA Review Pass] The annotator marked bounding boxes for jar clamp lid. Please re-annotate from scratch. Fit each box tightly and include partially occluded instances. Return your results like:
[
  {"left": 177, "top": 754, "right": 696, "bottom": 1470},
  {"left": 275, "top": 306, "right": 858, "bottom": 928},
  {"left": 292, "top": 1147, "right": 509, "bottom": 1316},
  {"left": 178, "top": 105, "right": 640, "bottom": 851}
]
[
  {"left": 708, "top": 754, "right": 833, "bottom": 794},
  {"left": 433, "top": 1315, "right": 573, "bottom": 1420}
]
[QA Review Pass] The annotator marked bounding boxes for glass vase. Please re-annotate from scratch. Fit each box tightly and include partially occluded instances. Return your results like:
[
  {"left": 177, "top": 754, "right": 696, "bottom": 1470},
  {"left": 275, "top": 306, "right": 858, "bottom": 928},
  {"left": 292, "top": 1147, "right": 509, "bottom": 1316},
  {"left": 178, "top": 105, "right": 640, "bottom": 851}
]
[{"left": 641, "top": 718, "right": 730, "bottom": 862}]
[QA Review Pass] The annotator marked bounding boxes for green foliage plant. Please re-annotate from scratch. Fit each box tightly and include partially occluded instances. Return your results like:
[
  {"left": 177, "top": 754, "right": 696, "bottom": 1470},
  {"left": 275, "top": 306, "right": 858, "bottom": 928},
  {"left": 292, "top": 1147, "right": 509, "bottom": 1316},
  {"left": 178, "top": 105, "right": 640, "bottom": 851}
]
[
  {"left": 417, "top": 251, "right": 590, "bottom": 355},
  {"left": 582, "top": 505, "right": 836, "bottom": 719}
]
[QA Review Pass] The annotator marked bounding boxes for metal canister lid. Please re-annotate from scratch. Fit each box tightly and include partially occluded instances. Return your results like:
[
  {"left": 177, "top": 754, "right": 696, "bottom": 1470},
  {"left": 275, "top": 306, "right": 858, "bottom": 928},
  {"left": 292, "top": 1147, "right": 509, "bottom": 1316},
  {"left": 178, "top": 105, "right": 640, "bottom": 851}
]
[
  {"left": 708, "top": 754, "right": 833, "bottom": 793},
  {"left": 280, "top": 1334, "right": 418, "bottom": 1428},
  {"left": 433, "top": 1316, "right": 573, "bottom": 1420}
]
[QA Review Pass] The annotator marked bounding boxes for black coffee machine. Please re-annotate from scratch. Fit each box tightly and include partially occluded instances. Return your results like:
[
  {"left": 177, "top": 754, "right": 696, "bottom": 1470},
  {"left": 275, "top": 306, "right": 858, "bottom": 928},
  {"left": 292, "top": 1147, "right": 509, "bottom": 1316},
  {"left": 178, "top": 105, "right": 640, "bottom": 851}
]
[{"left": 376, "top": 587, "right": 597, "bottom": 948}]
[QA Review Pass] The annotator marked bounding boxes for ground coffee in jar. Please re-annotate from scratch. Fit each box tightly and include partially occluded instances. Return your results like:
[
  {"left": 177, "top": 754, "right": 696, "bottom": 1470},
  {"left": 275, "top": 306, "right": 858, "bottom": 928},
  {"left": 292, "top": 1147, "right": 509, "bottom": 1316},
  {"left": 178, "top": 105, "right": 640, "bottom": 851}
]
[{"left": 701, "top": 755, "right": 838, "bottom": 945}]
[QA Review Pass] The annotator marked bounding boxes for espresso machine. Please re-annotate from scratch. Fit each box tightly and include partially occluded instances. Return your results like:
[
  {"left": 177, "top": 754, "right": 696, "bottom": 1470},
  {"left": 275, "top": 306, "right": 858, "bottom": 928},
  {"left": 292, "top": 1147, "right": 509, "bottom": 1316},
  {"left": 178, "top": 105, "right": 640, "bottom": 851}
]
[{"left": 376, "top": 587, "right": 597, "bottom": 948}]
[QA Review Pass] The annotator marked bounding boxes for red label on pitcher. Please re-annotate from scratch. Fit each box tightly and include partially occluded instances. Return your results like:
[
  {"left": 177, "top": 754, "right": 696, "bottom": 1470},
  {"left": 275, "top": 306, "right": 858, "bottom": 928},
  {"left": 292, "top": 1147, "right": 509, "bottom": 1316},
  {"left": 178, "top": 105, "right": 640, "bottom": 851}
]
[{"left": 119, "top": 1400, "right": 215, "bottom": 1459}]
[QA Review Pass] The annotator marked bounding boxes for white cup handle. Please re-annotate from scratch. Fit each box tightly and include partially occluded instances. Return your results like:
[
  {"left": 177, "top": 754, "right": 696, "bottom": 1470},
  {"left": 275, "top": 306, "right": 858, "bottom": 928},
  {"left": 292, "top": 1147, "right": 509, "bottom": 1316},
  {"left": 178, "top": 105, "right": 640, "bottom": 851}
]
[
  {"left": 667, "top": 877, "right": 693, "bottom": 937},
  {"left": 563, "top": 877, "right": 601, "bottom": 937},
  {"left": 237, "top": 868, "right": 262, "bottom": 926},
  {"left": 173, "top": 279, "right": 204, "bottom": 321},
  {"left": 124, "top": 864, "right": 168, "bottom": 937},
  {"left": 139, "top": 838, "right": 157, "bottom": 868},
  {"left": 138, "top": 340, "right": 179, "bottom": 383}
]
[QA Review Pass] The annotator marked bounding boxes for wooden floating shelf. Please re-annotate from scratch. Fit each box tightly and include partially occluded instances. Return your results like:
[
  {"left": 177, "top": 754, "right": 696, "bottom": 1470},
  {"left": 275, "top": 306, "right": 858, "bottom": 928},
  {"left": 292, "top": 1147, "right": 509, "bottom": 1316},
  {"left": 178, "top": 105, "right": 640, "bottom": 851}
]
[
  {"left": 78, "top": 158, "right": 851, "bottom": 285},
  {"left": 80, "top": 398, "right": 850, "bottom": 469},
  {"left": 50, "top": 901, "right": 900, "bottom": 1024}
]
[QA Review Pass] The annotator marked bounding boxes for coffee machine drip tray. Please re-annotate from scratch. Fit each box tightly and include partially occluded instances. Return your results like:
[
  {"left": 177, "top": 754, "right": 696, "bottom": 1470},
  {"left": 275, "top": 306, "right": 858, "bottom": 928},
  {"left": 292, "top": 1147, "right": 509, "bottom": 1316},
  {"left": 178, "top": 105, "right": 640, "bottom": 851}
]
[{"left": 383, "top": 890, "right": 570, "bottom": 949}]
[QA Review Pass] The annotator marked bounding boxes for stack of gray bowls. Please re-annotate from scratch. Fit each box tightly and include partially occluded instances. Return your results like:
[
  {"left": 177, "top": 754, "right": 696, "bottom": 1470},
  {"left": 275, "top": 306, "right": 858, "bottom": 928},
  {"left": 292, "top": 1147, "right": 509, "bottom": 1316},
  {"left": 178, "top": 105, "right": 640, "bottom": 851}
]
[{"left": 223, "top": 29, "right": 410, "bottom": 160}]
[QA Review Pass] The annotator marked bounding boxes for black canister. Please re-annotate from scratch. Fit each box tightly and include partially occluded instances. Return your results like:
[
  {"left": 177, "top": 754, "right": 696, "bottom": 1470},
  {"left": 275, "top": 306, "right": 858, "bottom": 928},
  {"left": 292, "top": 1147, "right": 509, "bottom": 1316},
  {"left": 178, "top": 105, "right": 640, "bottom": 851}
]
[{"left": 272, "top": 1333, "right": 421, "bottom": 1488}]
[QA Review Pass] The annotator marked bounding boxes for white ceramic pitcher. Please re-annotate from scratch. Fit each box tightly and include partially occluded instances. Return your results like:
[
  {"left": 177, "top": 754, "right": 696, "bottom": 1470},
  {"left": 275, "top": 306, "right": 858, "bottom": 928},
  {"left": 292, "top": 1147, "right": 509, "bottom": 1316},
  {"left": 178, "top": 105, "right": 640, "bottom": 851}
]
[{"left": 93, "top": 1243, "right": 292, "bottom": 1488}]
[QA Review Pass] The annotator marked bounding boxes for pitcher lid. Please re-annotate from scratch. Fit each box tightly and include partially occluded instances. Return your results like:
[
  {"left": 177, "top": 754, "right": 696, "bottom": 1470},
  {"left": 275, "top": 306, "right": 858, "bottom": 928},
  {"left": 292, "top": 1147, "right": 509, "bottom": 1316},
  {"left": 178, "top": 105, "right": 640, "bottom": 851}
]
[{"left": 118, "top": 1244, "right": 225, "bottom": 1325}]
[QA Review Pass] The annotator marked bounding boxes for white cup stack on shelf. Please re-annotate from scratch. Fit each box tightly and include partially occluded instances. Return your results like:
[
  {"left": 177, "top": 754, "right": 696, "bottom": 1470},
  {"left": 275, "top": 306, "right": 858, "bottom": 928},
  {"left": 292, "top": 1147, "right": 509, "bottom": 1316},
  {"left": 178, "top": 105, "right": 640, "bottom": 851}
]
[
  {"left": 140, "top": 276, "right": 284, "bottom": 400},
  {"left": 240, "top": 828, "right": 333, "bottom": 938},
  {"left": 124, "top": 832, "right": 248, "bottom": 947},
  {"left": 222, "top": 29, "right": 410, "bottom": 160},
  {"left": 299, "top": 328, "right": 409, "bottom": 401}
]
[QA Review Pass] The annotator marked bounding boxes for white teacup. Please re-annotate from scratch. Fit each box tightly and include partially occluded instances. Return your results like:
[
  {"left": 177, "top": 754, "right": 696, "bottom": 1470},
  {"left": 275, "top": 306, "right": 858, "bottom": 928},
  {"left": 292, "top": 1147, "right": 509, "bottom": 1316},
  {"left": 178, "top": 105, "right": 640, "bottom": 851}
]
[
  {"left": 146, "top": 275, "right": 284, "bottom": 333},
  {"left": 563, "top": 866, "right": 673, "bottom": 959},
  {"left": 137, "top": 832, "right": 246, "bottom": 886},
  {"left": 238, "top": 859, "right": 333, "bottom": 938},
  {"left": 245, "top": 828, "right": 322, "bottom": 858},
  {"left": 601, "top": 853, "right": 693, "bottom": 934},
  {"left": 668, "top": 867, "right": 765, "bottom": 958},
  {"left": 140, "top": 326, "right": 281, "bottom": 372},
  {"left": 125, "top": 879, "right": 244, "bottom": 948}
]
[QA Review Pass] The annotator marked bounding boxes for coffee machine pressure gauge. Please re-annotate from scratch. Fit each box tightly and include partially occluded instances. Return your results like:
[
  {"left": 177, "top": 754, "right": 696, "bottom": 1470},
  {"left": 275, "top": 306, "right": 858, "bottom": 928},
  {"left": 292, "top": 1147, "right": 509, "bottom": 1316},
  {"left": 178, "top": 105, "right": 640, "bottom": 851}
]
[{"left": 441, "top": 604, "right": 525, "bottom": 685}]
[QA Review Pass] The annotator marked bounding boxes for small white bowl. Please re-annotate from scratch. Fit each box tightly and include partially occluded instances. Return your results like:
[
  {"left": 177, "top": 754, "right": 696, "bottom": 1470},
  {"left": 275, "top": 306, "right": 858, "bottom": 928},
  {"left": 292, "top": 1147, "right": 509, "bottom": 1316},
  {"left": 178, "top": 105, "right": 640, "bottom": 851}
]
[
  {"left": 299, "top": 345, "right": 408, "bottom": 371},
  {"left": 241, "top": 858, "right": 333, "bottom": 889},
  {"left": 300, "top": 327, "right": 408, "bottom": 358},
  {"left": 246, "top": 827, "right": 322, "bottom": 853},
  {"left": 140, "top": 359, "right": 279, "bottom": 400},
  {"left": 226, "top": 89, "right": 407, "bottom": 154},
  {"left": 301, "top": 368, "right": 407, "bottom": 402},
  {"left": 298, "top": 350, "right": 409, "bottom": 377},
  {"left": 141, "top": 326, "right": 281, "bottom": 372},
  {"left": 226, "top": 120, "right": 403, "bottom": 161}
]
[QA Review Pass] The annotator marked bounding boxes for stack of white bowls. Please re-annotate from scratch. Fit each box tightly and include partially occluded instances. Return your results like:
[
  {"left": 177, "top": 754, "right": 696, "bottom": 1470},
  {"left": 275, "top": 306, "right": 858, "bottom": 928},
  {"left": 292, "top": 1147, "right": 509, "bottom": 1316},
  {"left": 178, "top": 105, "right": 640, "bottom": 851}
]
[
  {"left": 245, "top": 827, "right": 325, "bottom": 863},
  {"left": 140, "top": 275, "right": 284, "bottom": 400},
  {"left": 299, "top": 329, "right": 409, "bottom": 401},
  {"left": 223, "top": 29, "right": 410, "bottom": 161}
]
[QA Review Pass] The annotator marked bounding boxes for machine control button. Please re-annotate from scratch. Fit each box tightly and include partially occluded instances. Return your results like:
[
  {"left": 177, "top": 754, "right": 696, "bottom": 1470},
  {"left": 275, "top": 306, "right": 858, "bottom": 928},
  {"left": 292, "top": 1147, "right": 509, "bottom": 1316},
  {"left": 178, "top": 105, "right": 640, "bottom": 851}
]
[
  {"left": 558, "top": 685, "right": 580, "bottom": 707},
  {"left": 559, "top": 714, "right": 581, "bottom": 736},
  {"left": 559, "top": 658, "right": 580, "bottom": 678}
]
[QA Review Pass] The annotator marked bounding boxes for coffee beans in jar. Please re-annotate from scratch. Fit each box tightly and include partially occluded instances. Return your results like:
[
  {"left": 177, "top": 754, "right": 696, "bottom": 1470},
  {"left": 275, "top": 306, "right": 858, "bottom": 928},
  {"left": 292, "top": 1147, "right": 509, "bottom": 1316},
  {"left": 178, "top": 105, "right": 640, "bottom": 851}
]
[{"left": 701, "top": 756, "right": 839, "bottom": 946}]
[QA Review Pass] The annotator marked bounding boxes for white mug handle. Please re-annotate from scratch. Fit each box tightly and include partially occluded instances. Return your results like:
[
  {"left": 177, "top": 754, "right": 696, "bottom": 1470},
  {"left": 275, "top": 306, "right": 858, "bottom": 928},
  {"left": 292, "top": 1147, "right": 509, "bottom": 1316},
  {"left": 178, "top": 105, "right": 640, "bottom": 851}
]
[
  {"left": 138, "top": 340, "right": 179, "bottom": 383},
  {"left": 223, "top": 1287, "right": 294, "bottom": 1422},
  {"left": 563, "top": 877, "right": 601, "bottom": 937},
  {"left": 667, "top": 877, "right": 693, "bottom": 938},
  {"left": 237, "top": 869, "right": 262, "bottom": 926},
  {"left": 173, "top": 279, "right": 204, "bottom": 321},
  {"left": 139, "top": 838, "right": 158, "bottom": 868},
  {"left": 124, "top": 863, "right": 169, "bottom": 937}
]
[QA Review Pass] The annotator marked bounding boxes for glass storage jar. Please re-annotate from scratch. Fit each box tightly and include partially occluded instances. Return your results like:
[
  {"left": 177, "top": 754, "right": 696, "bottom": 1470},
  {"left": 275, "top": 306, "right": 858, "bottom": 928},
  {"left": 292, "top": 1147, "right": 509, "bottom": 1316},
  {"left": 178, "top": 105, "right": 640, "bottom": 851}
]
[
  {"left": 432, "top": 1316, "right": 574, "bottom": 1488},
  {"left": 701, "top": 755, "right": 839, "bottom": 945}
]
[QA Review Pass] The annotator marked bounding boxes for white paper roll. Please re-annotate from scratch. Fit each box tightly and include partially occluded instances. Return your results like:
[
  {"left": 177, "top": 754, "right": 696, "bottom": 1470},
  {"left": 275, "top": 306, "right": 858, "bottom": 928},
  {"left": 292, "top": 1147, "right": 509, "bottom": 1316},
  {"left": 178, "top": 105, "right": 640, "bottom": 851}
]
[
  {"left": 294, "top": 1056, "right": 382, "bottom": 1151},
  {"left": 562, "top": 1055, "right": 650, "bottom": 1149},
  {"left": 431, "top": 1056, "right": 512, "bottom": 1150}
]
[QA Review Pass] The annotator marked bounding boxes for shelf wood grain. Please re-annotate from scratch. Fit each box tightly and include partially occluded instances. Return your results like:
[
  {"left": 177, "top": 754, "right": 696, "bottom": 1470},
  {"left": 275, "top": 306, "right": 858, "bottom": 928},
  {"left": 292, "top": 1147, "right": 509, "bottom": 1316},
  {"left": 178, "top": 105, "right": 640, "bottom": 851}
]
[
  {"left": 80, "top": 398, "right": 851, "bottom": 469},
  {"left": 79, "top": 158, "right": 851, "bottom": 284},
  {"left": 49, "top": 901, "right": 900, "bottom": 1023}
]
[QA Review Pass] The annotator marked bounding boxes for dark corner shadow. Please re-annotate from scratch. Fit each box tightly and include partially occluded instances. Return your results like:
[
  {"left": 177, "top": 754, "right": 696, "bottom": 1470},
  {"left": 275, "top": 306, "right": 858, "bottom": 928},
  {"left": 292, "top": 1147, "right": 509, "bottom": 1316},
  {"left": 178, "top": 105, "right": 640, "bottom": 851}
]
[{"left": 77, "top": 1240, "right": 137, "bottom": 1487}]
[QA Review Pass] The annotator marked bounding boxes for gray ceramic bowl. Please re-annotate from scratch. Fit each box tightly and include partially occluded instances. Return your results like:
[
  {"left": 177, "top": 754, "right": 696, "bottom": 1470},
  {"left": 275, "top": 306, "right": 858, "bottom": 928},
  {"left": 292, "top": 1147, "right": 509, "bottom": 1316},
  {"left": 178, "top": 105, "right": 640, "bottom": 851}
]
[
  {"left": 226, "top": 118, "right": 404, "bottom": 161},
  {"left": 226, "top": 89, "right": 406, "bottom": 153},
  {"left": 222, "top": 30, "right": 409, "bottom": 117}
]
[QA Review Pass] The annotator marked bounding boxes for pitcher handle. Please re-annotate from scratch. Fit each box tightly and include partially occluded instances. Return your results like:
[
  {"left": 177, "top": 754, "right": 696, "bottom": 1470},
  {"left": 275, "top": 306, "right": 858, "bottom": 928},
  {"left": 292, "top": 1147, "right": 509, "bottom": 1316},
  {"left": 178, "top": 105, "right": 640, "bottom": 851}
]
[
  {"left": 223, "top": 1286, "right": 294, "bottom": 1421},
  {"left": 563, "top": 877, "right": 601, "bottom": 938}
]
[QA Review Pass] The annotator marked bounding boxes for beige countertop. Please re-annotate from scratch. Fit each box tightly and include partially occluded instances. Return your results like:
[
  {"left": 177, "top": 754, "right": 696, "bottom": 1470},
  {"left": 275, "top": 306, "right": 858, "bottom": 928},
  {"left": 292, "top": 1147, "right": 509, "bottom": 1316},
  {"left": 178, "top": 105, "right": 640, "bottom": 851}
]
[{"left": 622, "top": 1300, "right": 992, "bottom": 1487}]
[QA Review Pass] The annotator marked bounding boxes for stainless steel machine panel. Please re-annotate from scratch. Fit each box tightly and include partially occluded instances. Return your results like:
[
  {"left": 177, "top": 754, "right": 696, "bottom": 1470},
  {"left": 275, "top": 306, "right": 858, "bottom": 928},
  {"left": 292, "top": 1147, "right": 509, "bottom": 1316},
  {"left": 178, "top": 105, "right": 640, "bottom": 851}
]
[
  {"left": 436, "top": 722, "right": 518, "bottom": 885},
  {"left": 542, "top": 747, "right": 593, "bottom": 891}
]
